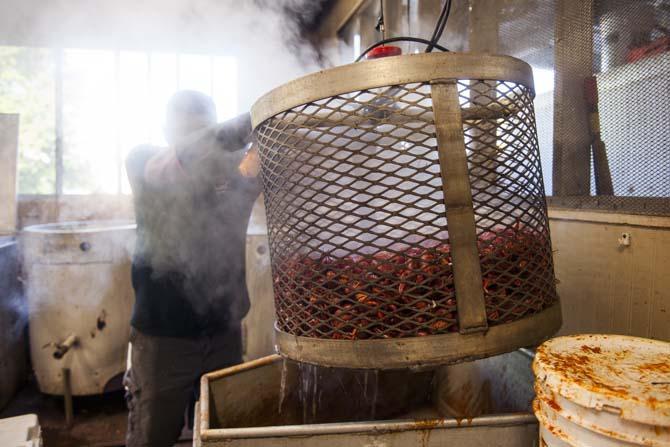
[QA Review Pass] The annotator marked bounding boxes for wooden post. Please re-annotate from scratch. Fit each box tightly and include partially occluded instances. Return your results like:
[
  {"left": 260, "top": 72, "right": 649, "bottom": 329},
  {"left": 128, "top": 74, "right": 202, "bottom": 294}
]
[
  {"left": 468, "top": 0, "right": 500, "bottom": 190},
  {"left": 469, "top": 0, "right": 499, "bottom": 53},
  {"left": 55, "top": 49, "right": 64, "bottom": 196},
  {"left": 0, "top": 114, "right": 19, "bottom": 235},
  {"left": 552, "top": 0, "right": 593, "bottom": 196}
]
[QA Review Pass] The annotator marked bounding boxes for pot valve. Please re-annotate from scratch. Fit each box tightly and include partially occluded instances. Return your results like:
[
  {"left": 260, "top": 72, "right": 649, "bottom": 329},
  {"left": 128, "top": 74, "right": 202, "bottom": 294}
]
[{"left": 53, "top": 334, "right": 78, "bottom": 360}]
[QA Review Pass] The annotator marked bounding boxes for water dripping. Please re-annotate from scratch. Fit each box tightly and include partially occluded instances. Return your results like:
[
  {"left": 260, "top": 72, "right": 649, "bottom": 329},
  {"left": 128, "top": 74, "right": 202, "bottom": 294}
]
[
  {"left": 371, "top": 370, "right": 379, "bottom": 420},
  {"left": 278, "top": 358, "right": 288, "bottom": 414},
  {"left": 311, "top": 365, "right": 318, "bottom": 422},
  {"left": 300, "top": 363, "right": 308, "bottom": 424},
  {"left": 363, "top": 370, "right": 369, "bottom": 400}
]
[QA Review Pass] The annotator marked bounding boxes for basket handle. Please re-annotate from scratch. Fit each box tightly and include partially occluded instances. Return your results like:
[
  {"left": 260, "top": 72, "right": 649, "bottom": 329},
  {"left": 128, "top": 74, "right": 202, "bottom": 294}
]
[{"left": 431, "top": 79, "right": 488, "bottom": 334}]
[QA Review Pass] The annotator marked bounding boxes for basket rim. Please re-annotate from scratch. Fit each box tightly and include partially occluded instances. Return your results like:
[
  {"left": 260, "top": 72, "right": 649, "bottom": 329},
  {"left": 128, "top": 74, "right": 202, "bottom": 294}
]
[
  {"left": 250, "top": 51, "right": 535, "bottom": 128},
  {"left": 274, "top": 303, "right": 561, "bottom": 369}
]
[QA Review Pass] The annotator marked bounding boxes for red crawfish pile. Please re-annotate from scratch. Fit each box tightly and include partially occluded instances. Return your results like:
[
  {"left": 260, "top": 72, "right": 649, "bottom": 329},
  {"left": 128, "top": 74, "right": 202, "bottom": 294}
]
[{"left": 273, "top": 226, "right": 554, "bottom": 340}]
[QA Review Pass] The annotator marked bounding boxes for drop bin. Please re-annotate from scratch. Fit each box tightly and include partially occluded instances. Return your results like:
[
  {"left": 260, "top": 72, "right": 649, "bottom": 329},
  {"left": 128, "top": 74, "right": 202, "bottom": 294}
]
[{"left": 196, "top": 350, "right": 538, "bottom": 446}]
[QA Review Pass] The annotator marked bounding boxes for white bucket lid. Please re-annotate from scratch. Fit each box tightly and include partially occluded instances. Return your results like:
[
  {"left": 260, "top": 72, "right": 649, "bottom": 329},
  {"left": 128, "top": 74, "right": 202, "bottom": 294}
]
[
  {"left": 538, "top": 421, "right": 573, "bottom": 447},
  {"left": 535, "top": 382, "right": 670, "bottom": 446},
  {"left": 535, "top": 392, "right": 666, "bottom": 447},
  {"left": 534, "top": 334, "right": 670, "bottom": 427},
  {"left": 534, "top": 398, "right": 641, "bottom": 447},
  {"left": 0, "top": 414, "right": 41, "bottom": 447}
]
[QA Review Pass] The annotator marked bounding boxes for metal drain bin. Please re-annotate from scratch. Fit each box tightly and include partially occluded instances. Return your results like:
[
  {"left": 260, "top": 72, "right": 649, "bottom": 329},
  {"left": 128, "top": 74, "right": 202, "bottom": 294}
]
[{"left": 196, "top": 351, "right": 538, "bottom": 446}]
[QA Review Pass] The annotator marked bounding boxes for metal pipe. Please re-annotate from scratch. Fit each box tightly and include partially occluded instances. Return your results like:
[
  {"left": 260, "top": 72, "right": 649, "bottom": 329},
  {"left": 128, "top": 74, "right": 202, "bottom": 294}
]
[
  {"left": 204, "top": 354, "right": 279, "bottom": 381},
  {"left": 62, "top": 367, "right": 73, "bottom": 428},
  {"left": 201, "top": 413, "right": 537, "bottom": 440},
  {"left": 518, "top": 347, "right": 536, "bottom": 360},
  {"left": 53, "top": 334, "right": 78, "bottom": 359}
]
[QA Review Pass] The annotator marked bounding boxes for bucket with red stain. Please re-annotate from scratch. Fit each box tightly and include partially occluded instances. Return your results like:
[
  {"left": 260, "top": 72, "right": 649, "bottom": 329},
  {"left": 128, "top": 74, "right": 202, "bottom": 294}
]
[{"left": 533, "top": 335, "right": 670, "bottom": 446}]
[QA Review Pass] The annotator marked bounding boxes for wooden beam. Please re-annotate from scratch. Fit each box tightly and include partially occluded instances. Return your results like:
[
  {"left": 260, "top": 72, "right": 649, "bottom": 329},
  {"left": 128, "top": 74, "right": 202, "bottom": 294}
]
[{"left": 316, "top": 0, "right": 369, "bottom": 40}]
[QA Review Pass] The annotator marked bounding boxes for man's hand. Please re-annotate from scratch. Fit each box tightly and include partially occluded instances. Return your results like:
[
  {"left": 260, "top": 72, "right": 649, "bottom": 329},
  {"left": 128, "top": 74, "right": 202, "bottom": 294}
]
[
  {"left": 216, "top": 113, "right": 252, "bottom": 152},
  {"left": 238, "top": 145, "right": 261, "bottom": 178}
]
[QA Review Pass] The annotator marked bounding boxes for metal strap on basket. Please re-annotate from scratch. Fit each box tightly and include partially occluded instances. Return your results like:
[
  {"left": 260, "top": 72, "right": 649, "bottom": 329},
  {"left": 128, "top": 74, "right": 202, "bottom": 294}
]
[{"left": 431, "top": 78, "right": 488, "bottom": 334}]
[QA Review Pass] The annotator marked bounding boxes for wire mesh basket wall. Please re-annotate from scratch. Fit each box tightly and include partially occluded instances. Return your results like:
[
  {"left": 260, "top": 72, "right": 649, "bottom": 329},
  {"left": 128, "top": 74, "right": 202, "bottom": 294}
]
[
  {"left": 251, "top": 53, "right": 561, "bottom": 369},
  {"left": 548, "top": 0, "right": 670, "bottom": 214},
  {"left": 484, "top": 0, "right": 670, "bottom": 215},
  {"left": 339, "top": 0, "right": 670, "bottom": 216}
]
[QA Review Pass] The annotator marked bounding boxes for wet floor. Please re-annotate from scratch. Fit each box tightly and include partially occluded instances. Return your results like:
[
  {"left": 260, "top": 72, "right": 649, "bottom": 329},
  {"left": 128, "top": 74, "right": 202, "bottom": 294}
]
[{"left": 0, "top": 376, "right": 191, "bottom": 446}]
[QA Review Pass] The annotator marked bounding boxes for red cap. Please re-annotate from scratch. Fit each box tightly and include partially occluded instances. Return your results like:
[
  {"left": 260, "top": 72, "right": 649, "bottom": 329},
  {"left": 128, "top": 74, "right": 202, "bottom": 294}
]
[
  {"left": 366, "top": 45, "right": 402, "bottom": 60},
  {"left": 583, "top": 76, "right": 598, "bottom": 109}
]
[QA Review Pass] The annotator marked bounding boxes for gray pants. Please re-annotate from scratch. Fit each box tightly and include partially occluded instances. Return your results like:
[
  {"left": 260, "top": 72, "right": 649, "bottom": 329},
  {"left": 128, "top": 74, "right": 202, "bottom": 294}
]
[{"left": 123, "top": 326, "right": 242, "bottom": 447}]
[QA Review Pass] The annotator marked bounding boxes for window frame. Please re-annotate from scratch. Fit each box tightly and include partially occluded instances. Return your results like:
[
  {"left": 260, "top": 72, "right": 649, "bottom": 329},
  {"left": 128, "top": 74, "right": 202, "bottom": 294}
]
[{"left": 6, "top": 46, "right": 237, "bottom": 197}]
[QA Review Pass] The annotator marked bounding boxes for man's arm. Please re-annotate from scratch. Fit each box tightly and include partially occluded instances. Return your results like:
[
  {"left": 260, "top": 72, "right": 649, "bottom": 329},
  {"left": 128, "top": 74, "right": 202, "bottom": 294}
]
[
  {"left": 143, "top": 113, "right": 255, "bottom": 190},
  {"left": 126, "top": 145, "right": 161, "bottom": 196}
]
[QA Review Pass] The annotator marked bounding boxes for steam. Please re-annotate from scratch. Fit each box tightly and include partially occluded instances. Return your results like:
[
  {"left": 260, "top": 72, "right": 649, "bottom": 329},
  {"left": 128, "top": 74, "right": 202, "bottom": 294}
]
[
  {"left": 0, "top": 0, "right": 334, "bottom": 330},
  {"left": 103, "top": 1, "right": 331, "bottom": 325},
  {"left": 0, "top": 238, "right": 27, "bottom": 354},
  {"left": 0, "top": 0, "right": 331, "bottom": 109}
]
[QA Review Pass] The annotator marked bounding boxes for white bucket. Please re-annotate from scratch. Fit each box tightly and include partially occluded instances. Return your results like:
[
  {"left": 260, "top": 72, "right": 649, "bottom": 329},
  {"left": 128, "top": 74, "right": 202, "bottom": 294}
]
[{"left": 533, "top": 334, "right": 670, "bottom": 447}]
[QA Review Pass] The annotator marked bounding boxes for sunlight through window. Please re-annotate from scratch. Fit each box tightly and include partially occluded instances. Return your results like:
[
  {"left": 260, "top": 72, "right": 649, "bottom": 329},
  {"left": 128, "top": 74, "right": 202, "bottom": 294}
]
[{"left": 1, "top": 46, "right": 239, "bottom": 194}]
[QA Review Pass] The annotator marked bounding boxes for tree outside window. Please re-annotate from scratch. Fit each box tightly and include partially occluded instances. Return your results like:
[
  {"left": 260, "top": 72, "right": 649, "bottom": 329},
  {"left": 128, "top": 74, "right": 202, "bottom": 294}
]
[{"left": 0, "top": 47, "right": 56, "bottom": 195}]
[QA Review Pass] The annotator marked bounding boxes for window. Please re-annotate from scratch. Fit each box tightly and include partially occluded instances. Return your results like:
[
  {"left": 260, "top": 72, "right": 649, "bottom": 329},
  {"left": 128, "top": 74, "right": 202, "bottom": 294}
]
[
  {"left": 0, "top": 47, "right": 56, "bottom": 194},
  {"left": 0, "top": 46, "right": 238, "bottom": 195},
  {"left": 62, "top": 49, "right": 117, "bottom": 194}
]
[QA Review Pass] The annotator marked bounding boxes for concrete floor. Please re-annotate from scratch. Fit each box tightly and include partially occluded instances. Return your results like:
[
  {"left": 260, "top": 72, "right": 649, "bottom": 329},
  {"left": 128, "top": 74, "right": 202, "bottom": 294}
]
[{"left": 1, "top": 376, "right": 192, "bottom": 447}]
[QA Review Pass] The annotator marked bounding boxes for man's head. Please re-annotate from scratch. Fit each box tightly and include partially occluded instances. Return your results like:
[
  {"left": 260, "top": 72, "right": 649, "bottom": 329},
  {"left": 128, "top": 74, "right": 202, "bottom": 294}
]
[{"left": 164, "top": 90, "right": 217, "bottom": 146}]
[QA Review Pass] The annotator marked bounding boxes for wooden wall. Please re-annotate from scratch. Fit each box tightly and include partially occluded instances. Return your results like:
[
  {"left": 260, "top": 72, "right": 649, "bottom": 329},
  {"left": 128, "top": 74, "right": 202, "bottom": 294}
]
[
  {"left": 17, "top": 195, "right": 134, "bottom": 229},
  {"left": 550, "top": 210, "right": 670, "bottom": 341}
]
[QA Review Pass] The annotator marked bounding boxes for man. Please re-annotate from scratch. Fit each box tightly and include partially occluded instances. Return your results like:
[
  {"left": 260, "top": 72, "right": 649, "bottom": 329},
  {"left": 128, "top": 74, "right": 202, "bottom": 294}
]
[{"left": 124, "top": 90, "right": 261, "bottom": 446}]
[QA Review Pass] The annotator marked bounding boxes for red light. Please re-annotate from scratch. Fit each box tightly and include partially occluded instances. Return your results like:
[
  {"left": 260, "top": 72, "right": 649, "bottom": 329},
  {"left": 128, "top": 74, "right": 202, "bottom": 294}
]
[{"left": 366, "top": 45, "right": 402, "bottom": 60}]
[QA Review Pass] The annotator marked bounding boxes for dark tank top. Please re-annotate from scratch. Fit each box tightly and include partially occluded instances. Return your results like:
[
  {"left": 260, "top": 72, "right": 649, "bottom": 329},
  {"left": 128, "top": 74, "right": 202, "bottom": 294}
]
[{"left": 126, "top": 145, "right": 260, "bottom": 337}]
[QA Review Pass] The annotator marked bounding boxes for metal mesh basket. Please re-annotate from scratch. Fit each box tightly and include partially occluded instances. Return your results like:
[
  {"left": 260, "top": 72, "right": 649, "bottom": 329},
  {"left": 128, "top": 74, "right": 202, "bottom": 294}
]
[{"left": 251, "top": 53, "right": 561, "bottom": 369}]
